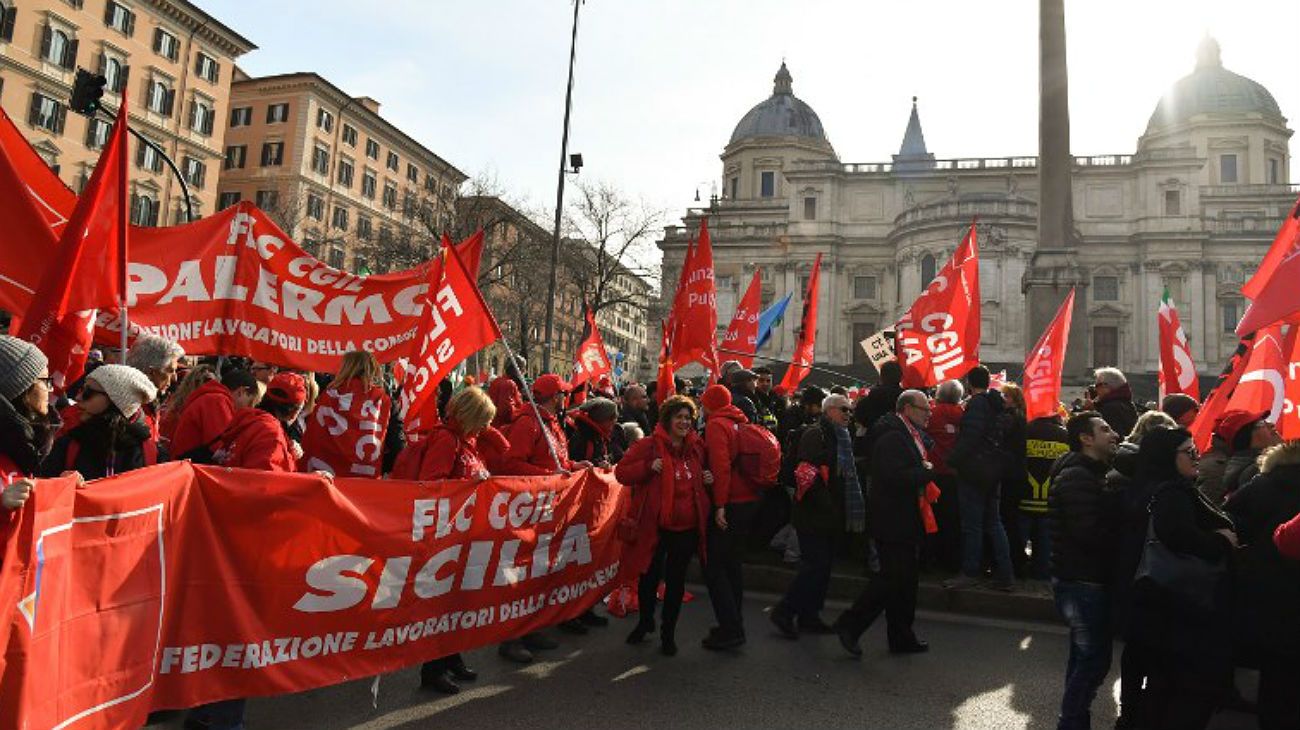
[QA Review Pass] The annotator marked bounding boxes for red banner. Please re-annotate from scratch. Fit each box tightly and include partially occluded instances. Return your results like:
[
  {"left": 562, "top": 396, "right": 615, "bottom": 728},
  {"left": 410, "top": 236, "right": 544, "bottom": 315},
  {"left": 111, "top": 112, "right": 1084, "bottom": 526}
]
[
  {"left": 719, "top": 269, "right": 763, "bottom": 367},
  {"left": 397, "top": 241, "right": 501, "bottom": 435},
  {"left": 0, "top": 463, "right": 626, "bottom": 730},
  {"left": 1237, "top": 197, "right": 1300, "bottom": 336},
  {"left": 571, "top": 305, "right": 613, "bottom": 387},
  {"left": 1022, "top": 288, "right": 1074, "bottom": 421},
  {"left": 1281, "top": 326, "right": 1300, "bottom": 441},
  {"left": 0, "top": 108, "right": 75, "bottom": 314},
  {"left": 1157, "top": 287, "right": 1200, "bottom": 401},
  {"left": 1241, "top": 194, "right": 1300, "bottom": 301},
  {"left": 669, "top": 219, "right": 719, "bottom": 376},
  {"left": 1224, "top": 324, "right": 1287, "bottom": 423},
  {"left": 1190, "top": 334, "right": 1254, "bottom": 453},
  {"left": 896, "top": 222, "right": 981, "bottom": 387},
  {"left": 779, "top": 254, "right": 822, "bottom": 391}
]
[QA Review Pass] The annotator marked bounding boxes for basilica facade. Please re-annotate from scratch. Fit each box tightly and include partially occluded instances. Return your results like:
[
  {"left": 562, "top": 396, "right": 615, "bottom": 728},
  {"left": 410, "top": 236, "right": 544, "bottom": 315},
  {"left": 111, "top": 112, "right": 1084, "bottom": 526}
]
[{"left": 657, "top": 38, "right": 1295, "bottom": 390}]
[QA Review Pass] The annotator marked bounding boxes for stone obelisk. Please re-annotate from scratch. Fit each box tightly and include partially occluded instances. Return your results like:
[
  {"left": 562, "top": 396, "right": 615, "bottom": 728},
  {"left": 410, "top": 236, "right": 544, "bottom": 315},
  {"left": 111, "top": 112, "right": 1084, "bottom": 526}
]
[{"left": 1024, "top": 0, "right": 1088, "bottom": 377}]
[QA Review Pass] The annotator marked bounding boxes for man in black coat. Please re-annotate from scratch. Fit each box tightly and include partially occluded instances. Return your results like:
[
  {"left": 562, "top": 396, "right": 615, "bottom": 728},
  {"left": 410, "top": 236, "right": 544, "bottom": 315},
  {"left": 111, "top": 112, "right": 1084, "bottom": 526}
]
[
  {"left": 1089, "top": 367, "right": 1140, "bottom": 440},
  {"left": 834, "top": 389, "right": 935, "bottom": 657},
  {"left": 1048, "top": 411, "right": 1120, "bottom": 730}
]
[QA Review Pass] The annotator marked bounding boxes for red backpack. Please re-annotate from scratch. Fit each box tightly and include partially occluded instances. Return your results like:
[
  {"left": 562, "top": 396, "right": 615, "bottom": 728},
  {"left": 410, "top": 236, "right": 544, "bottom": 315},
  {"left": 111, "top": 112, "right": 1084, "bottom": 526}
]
[
  {"left": 388, "top": 437, "right": 429, "bottom": 480},
  {"left": 733, "top": 423, "right": 781, "bottom": 487}
]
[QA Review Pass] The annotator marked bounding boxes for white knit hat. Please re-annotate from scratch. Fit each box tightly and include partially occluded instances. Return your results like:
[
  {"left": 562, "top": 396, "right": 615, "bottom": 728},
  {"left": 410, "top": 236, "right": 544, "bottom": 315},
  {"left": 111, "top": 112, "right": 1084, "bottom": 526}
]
[{"left": 85, "top": 364, "right": 157, "bottom": 419}]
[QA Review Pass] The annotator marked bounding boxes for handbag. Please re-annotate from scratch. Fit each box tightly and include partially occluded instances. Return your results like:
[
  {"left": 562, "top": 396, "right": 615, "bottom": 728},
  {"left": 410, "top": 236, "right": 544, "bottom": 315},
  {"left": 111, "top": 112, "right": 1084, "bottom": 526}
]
[{"left": 1133, "top": 517, "right": 1226, "bottom": 613}]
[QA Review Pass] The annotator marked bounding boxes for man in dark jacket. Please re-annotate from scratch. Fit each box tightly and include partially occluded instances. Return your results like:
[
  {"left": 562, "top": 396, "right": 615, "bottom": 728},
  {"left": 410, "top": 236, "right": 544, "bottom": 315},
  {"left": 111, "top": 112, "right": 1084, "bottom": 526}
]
[
  {"left": 853, "top": 360, "right": 904, "bottom": 456},
  {"left": 751, "top": 366, "right": 782, "bottom": 432},
  {"left": 945, "top": 365, "right": 1015, "bottom": 590},
  {"left": 1090, "top": 367, "right": 1139, "bottom": 439},
  {"left": 1048, "top": 411, "right": 1120, "bottom": 730},
  {"left": 835, "top": 389, "right": 935, "bottom": 656},
  {"left": 771, "top": 394, "right": 863, "bottom": 637}
]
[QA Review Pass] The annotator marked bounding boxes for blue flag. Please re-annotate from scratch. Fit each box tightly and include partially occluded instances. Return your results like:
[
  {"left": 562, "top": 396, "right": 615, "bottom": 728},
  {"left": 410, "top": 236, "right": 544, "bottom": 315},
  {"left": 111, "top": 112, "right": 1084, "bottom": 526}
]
[{"left": 755, "top": 293, "right": 793, "bottom": 351}]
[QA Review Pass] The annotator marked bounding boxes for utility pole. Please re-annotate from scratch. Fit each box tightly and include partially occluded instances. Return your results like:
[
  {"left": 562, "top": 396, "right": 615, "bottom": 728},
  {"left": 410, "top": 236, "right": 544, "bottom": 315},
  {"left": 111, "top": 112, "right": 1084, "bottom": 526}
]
[{"left": 542, "top": 0, "right": 582, "bottom": 373}]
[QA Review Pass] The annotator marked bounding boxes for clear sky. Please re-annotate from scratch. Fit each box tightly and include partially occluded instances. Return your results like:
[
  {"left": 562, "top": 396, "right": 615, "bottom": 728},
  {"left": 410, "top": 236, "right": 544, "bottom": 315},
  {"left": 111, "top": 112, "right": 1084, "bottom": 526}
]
[{"left": 208, "top": 0, "right": 1299, "bottom": 228}]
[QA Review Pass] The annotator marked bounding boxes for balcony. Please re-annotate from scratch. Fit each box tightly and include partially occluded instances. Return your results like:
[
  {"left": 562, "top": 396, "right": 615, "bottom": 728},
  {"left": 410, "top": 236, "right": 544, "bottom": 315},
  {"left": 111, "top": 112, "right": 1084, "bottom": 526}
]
[
  {"left": 793, "top": 154, "right": 1133, "bottom": 176},
  {"left": 1199, "top": 184, "right": 1300, "bottom": 199}
]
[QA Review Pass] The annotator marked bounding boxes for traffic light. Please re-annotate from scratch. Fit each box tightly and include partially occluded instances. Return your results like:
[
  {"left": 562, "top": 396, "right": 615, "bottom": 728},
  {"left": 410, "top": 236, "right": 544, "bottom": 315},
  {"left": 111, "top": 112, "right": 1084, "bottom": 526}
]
[{"left": 69, "top": 69, "right": 107, "bottom": 116}]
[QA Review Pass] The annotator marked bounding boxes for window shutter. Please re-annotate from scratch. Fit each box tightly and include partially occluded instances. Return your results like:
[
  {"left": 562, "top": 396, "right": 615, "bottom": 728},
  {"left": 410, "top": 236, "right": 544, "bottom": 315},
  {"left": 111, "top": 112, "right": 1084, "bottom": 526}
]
[
  {"left": 203, "top": 108, "right": 214, "bottom": 135},
  {"left": 163, "top": 88, "right": 174, "bottom": 117},
  {"left": 54, "top": 104, "right": 66, "bottom": 134},
  {"left": 152, "top": 27, "right": 161, "bottom": 53},
  {"left": 129, "top": 192, "right": 139, "bottom": 223},
  {"left": 135, "top": 139, "right": 146, "bottom": 167},
  {"left": 27, "top": 93, "right": 40, "bottom": 126},
  {"left": 96, "top": 52, "right": 105, "bottom": 75},
  {"left": 125, "top": 10, "right": 135, "bottom": 37},
  {"left": 212, "top": 63, "right": 219, "bottom": 84},
  {"left": 63, "top": 38, "right": 78, "bottom": 69},
  {"left": 194, "top": 55, "right": 202, "bottom": 76},
  {"left": 103, "top": 2, "right": 115, "bottom": 26},
  {"left": 116, "top": 65, "right": 129, "bottom": 93},
  {"left": 40, "top": 24, "right": 51, "bottom": 60},
  {"left": 186, "top": 100, "right": 195, "bottom": 130}
]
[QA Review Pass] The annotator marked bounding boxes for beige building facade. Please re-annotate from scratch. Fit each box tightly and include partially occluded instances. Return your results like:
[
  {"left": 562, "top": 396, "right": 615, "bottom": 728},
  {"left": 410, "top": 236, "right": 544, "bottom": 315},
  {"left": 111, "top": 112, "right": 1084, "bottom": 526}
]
[
  {"left": 218, "top": 71, "right": 467, "bottom": 274},
  {"left": 660, "top": 41, "right": 1296, "bottom": 392},
  {"left": 0, "top": 0, "right": 254, "bottom": 223}
]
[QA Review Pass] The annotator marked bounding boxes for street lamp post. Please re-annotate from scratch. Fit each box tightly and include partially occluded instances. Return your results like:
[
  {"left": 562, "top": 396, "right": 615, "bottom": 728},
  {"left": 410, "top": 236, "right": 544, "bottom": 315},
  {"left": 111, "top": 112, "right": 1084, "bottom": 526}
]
[{"left": 542, "top": 0, "right": 583, "bottom": 373}]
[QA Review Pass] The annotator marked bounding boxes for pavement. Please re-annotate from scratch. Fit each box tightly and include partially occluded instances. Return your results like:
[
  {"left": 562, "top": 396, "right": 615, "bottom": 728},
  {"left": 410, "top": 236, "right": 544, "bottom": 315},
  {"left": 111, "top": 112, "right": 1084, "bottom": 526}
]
[{"left": 147, "top": 589, "right": 1260, "bottom": 729}]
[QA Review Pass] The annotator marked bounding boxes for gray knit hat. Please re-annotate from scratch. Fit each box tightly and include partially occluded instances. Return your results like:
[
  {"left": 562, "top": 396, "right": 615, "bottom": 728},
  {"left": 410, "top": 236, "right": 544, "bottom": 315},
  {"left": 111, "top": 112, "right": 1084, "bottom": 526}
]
[
  {"left": 0, "top": 336, "right": 48, "bottom": 401},
  {"left": 85, "top": 364, "right": 157, "bottom": 419}
]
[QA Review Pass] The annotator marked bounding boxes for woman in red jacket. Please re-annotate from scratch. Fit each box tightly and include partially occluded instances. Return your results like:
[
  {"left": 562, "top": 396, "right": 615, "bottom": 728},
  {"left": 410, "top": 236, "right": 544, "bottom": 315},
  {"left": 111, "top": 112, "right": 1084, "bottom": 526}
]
[
  {"left": 615, "top": 395, "right": 713, "bottom": 656},
  {"left": 216, "top": 373, "right": 306, "bottom": 472},
  {"left": 302, "top": 351, "right": 392, "bottom": 477},
  {"left": 414, "top": 386, "right": 495, "bottom": 694}
]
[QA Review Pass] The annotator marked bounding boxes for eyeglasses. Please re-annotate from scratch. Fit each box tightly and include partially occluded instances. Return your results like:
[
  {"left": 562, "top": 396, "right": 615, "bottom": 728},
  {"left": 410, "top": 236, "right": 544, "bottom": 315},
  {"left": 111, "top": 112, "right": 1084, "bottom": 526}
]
[
  {"left": 1177, "top": 446, "right": 1199, "bottom": 459},
  {"left": 34, "top": 376, "right": 54, "bottom": 388},
  {"left": 909, "top": 403, "right": 932, "bottom": 414}
]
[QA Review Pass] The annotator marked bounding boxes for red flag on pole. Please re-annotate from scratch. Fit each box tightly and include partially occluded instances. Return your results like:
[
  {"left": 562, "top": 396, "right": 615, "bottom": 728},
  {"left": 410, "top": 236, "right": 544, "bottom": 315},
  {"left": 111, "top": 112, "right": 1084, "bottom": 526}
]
[
  {"left": 0, "top": 109, "right": 75, "bottom": 314},
  {"left": 15, "top": 100, "right": 129, "bottom": 389},
  {"left": 1022, "top": 288, "right": 1074, "bottom": 421},
  {"left": 778, "top": 253, "right": 822, "bottom": 391},
  {"left": 571, "top": 304, "right": 613, "bottom": 387},
  {"left": 896, "top": 221, "right": 982, "bottom": 387},
  {"left": 1236, "top": 197, "right": 1300, "bottom": 336},
  {"left": 397, "top": 237, "right": 502, "bottom": 435},
  {"left": 719, "top": 269, "right": 763, "bottom": 367},
  {"left": 1279, "top": 326, "right": 1300, "bottom": 441},
  {"left": 669, "top": 219, "right": 719, "bottom": 377},
  {"left": 656, "top": 320, "right": 675, "bottom": 402},
  {"left": 1189, "top": 334, "right": 1255, "bottom": 453},
  {"left": 1222, "top": 324, "right": 1287, "bottom": 422},
  {"left": 1157, "top": 287, "right": 1200, "bottom": 401}
]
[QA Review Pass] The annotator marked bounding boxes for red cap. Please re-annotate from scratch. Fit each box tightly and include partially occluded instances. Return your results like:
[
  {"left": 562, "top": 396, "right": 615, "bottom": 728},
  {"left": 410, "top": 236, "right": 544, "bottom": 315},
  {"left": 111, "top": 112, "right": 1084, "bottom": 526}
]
[
  {"left": 701, "top": 384, "right": 732, "bottom": 412},
  {"left": 1214, "top": 409, "right": 1269, "bottom": 444},
  {"left": 265, "top": 372, "right": 307, "bottom": 406},
  {"left": 532, "top": 373, "right": 572, "bottom": 400}
]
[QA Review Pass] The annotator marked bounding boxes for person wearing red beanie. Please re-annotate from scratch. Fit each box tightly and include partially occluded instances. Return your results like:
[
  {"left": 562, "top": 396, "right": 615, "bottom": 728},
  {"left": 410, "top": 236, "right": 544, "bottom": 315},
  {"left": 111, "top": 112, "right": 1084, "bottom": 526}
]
[{"left": 700, "top": 383, "right": 761, "bottom": 650}]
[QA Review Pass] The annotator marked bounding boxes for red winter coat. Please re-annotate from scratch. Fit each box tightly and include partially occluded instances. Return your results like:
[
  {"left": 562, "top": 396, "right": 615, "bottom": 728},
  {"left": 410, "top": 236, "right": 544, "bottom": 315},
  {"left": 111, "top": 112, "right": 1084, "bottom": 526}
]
[
  {"left": 500, "top": 408, "right": 572, "bottom": 475},
  {"left": 300, "top": 379, "right": 392, "bottom": 477},
  {"left": 217, "top": 408, "right": 297, "bottom": 473},
  {"left": 416, "top": 424, "right": 490, "bottom": 481},
  {"left": 1276, "top": 512, "right": 1300, "bottom": 561},
  {"left": 488, "top": 378, "right": 523, "bottom": 429},
  {"left": 925, "top": 401, "right": 964, "bottom": 476},
  {"left": 170, "top": 380, "right": 235, "bottom": 458},
  {"left": 705, "top": 404, "right": 760, "bottom": 506},
  {"left": 614, "top": 425, "right": 710, "bottom": 577}
]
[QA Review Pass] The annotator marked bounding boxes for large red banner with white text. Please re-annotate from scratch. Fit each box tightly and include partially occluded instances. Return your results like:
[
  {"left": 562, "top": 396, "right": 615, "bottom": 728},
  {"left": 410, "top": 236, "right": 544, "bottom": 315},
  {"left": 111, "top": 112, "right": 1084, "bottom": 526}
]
[
  {"left": 896, "top": 222, "right": 981, "bottom": 387},
  {"left": 0, "top": 463, "right": 626, "bottom": 730}
]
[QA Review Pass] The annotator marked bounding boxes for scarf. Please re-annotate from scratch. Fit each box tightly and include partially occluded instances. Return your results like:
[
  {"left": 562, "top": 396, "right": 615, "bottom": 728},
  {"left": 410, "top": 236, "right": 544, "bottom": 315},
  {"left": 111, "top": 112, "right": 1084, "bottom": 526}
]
[
  {"left": 900, "top": 415, "right": 942, "bottom": 535},
  {"left": 835, "top": 424, "right": 867, "bottom": 534}
]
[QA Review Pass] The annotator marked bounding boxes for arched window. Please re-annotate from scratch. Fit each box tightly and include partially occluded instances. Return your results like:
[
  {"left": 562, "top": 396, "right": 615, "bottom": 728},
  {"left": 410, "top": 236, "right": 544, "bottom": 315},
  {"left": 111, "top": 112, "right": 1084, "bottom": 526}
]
[
  {"left": 131, "top": 193, "right": 157, "bottom": 227},
  {"left": 104, "top": 57, "right": 123, "bottom": 94},
  {"left": 920, "top": 253, "right": 937, "bottom": 288},
  {"left": 46, "top": 29, "right": 69, "bottom": 64}
]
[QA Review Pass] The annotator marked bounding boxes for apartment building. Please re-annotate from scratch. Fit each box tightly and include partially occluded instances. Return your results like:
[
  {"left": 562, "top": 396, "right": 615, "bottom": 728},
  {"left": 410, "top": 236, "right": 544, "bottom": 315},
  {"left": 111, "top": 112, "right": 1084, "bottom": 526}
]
[
  {"left": 218, "top": 71, "right": 467, "bottom": 273},
  {"left": 0, "top": 0, "right": 255, "bottom": 223}
]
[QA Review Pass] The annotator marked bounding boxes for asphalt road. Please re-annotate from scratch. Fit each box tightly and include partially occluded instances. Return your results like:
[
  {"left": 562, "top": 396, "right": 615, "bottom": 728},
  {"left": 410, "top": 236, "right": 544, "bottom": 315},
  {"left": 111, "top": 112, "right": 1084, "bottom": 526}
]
[{"left": 150, "top": 590, "right": 1259, "bottom": 729}]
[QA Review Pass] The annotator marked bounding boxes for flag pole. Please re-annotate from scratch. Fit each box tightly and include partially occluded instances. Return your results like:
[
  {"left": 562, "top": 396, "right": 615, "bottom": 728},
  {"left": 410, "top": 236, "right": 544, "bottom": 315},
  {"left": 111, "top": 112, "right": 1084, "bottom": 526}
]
[
  {"left": 715, "top": 346, "right": 863, "bottom": 387},
  {"left": 445, "top": 237, "right": 565, "bottom": 473},
  {"left": 117, "top": 101, "right": 129, "bottom": 364}
]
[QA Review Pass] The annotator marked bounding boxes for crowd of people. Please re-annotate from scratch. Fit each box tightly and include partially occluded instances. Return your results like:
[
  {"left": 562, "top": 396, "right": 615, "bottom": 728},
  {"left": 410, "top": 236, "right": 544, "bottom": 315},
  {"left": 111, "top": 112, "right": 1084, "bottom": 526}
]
[{"left": 2, "top": 333, "right": 1299, "bottom": 730}]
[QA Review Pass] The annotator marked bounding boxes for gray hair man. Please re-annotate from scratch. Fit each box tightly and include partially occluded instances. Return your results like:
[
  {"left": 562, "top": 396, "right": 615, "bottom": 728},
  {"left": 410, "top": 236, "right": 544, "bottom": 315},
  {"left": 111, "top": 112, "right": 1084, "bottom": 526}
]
[
  {"left": 126, "top": 335, "right": 185, "bottom": 394},
  {"left": 1090, "top": 366, "right": 1138, "bottom": 439}
]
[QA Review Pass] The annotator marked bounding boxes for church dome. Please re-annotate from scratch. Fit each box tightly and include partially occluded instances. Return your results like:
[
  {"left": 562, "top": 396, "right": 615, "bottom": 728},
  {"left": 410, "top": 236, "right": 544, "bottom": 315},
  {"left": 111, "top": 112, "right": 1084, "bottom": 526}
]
[
  {"left": 728, "top": 63, "right": 833, "bottom": 149},
  {"left": 1146, "top": 37, "right": 1284, "bottom": 134}
]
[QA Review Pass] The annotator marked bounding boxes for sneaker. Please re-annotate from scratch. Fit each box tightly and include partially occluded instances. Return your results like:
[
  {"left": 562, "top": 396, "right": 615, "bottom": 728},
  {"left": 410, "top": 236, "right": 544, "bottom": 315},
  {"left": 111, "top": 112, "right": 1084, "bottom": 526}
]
[
  {"left": 943, "top": 575, "right": 984, "bottom": 590},
  {"left": 498, "top": 641, "right": 534, "bottom": 664},
  {"left": 578, "top": 609, "right": 610, "bottom": 628},
  {"left": 768, "top": 605, "right": 798, "bottom": 639},
  {"left": 521, "top": 632, "right": 559, "bottom": 651}
]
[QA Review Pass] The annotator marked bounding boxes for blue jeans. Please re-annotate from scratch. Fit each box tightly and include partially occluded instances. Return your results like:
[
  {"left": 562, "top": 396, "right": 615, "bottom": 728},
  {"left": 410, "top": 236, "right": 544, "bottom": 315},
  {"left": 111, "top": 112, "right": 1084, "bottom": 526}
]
[
  {"left": 781, "top": 530, "right": 833, "bottom": 621},
  {"left": 1018, "top": 513, "right": 1052, "bottom": 580},
  {"left": 1052, "top": 580, "right": 1113, "bottom": 730},
  {"left": 958, "top": 480, "right": 1013, "bottom": 581},
  {"left": 186, "top": 699, "right": 246, "bottom": 730}
]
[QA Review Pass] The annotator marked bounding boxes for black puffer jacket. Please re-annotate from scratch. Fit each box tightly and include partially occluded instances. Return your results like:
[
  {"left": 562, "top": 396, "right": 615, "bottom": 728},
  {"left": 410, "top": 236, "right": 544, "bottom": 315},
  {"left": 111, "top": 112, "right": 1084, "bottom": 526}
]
[
  {"left": 1047, "top": 451, "right": 1115, "bottom": 583},
  {"left": 1095, "top": 384, "right": 1140, "bottom": 440},
  {"left": 42, "top": 414, "right": 153, "bottom": 480},
  {"left": 0, "top": 397, "right": 53, "bottom": 477},
  {"left": 867, "top": 413, "right": 933, "bottom": 544},
  {"left": 1224, "top": 442, "right": 1300, "bottom": 662}
]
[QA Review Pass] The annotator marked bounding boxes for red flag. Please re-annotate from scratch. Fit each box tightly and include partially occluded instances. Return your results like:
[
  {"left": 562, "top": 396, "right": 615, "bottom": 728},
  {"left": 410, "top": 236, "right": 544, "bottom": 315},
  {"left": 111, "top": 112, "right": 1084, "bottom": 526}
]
[
  {"left": 719, "top": 270, "right": 763, "bottom": 367},
  {"left": 397, "top": 237, "right": 502, "bottom": 435},
  {"left": 896, "top": 221, "right": 981, "bottom": 387},
  {"left": 15, "top": 101, "right": 129, "bottom": 389},
  {"left": 571, "top": 304, "right": 613, "bottom": 387},
  {"left": 656, "top": 320, "right": 675, "bottom": 402},
  {"left": 1157, "top": 287, "right": 1200, "bottom": 401},
  {"left": 1280, "top": 326, "right": 1300, "bottom": 441},
  {"left": 779, "top": 253, "right": 822, "bottom": 391},
  {"left": 669, "top": 219, "right": 719, "bottom": 376},
  {"left": 0, "top": 110, "right": 75, "bottom": 314},
  {"left": 1242, "top": 194, "right": 1300, "bottom": 301},
  {"left": 1190, "top": 334, "right": 1255, "bottom": 453},
  {"left": 1022, "top": 288, "right": 1074, "bottom": 421},
  {"left": 1223, "top": 323, "right": 1287, "bottom": 423}
]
